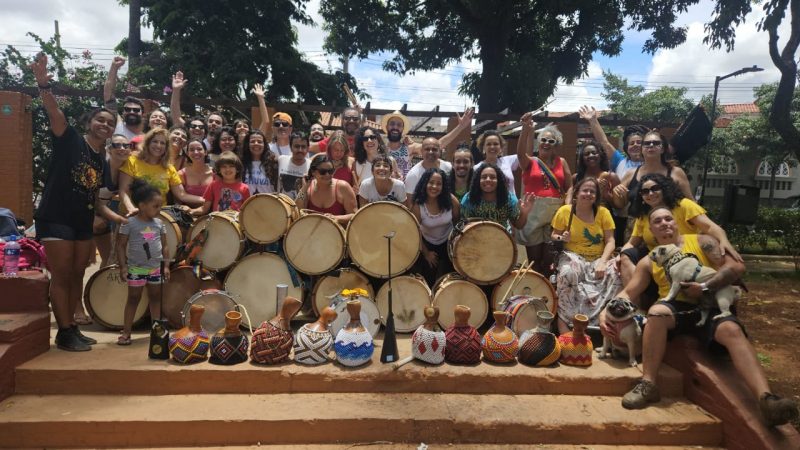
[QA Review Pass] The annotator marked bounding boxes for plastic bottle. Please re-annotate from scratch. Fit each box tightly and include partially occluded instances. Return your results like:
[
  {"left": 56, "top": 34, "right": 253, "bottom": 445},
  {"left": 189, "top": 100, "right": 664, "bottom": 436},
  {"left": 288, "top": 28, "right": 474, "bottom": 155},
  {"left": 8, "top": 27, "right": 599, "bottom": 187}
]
[{"left": 3, "top": 235, "right": 20, "bottom": 277}]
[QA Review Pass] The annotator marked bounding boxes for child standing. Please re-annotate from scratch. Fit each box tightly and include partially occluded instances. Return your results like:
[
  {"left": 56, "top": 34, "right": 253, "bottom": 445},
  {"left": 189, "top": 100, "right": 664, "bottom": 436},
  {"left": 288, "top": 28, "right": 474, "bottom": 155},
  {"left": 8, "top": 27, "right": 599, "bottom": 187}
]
[
  {"left": 117, "top": 178, "right": 170, "bottom": 345},
  {"left": 190, "top": 151, "right": 251, "bottom": 215}
]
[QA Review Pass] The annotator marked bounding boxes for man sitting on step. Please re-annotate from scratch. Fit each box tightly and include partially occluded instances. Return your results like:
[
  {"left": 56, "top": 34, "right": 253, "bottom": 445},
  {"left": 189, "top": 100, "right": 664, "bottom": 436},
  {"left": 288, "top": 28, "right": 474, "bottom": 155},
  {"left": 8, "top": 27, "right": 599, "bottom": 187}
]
[{"left": 601, "top": 206, "right": 798, "bottom": 427}]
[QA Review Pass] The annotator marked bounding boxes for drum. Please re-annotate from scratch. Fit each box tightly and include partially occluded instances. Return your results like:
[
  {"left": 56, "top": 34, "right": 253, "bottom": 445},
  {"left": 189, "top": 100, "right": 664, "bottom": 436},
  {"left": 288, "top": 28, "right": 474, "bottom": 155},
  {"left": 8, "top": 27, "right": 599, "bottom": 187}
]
[
  {"left": 84, "top": 265, "right": 149, "bottom": 330},
  {"left": 375, "top": 275, "right": 431, "bottom": 333},
  {"left": 158, "top": 206, "right": 194, "bottom": 263},
  {"left": 311, "top": 268, "right": 374, "bottom": 316},
  {"left": 501, "top": 295, "right": 551, "bottom": 337},
  {"left": 163, "top": 266, "right": 222, "bottom": 329},
  {"left": 284, "top": 213, "right": 346, "bottom": 275},
  {"left": 347, "top": 201, "right": 420, "bottom": 278},
  {"left": 182, "top": 289, "right": 238, "bottom": 334},
  {"left": 329, "top": 294, "right": 382, "bottom": 339},
  {"left": 491, "top": 269, "right": 557, "bottom": 314},
  {"left": 432, "top": 273, "right": 488, "bottom": 330},
  {"left": 224, "top": 253, "right": 303, "bottom": 326},
  {"left": 449, "top": 221, "right": 517, "bottom": 284},
  {"left": 187, "top": 211, "right": 244, "bottom": 271},
  {"left": 239, "top": 193, "right": 300, "bottom": 244}
]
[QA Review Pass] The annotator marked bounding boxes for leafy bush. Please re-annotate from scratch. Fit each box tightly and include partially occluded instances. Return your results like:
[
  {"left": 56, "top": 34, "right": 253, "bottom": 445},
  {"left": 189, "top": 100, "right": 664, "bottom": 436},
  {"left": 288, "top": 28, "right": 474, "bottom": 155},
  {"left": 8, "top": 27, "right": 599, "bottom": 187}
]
[{"left": 709, "top": 206, "right": 800, "bottom": 268}]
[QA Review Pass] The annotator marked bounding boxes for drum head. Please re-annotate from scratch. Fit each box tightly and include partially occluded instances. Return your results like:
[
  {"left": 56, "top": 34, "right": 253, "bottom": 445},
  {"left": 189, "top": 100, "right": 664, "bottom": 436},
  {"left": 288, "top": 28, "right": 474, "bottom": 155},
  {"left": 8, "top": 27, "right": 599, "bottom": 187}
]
[
  {"left": 183, "top": 289, "right": 237, "bottom": 334},
  {"left": 158, "top": 214, "right": 182, "bottom": 263},
  {"left": 492, "top": 269, "right": 557, "bottom": 314},
  {"left": 284, "top": 214, "right": 345, "bottom": 275},
  {"left": 188, "top": 212, "right": 243, "bottom": 271},
  {"left": 240, "top": 194, "right": 293, "bottom": 244},
  {"left": 163, "top": 266, "right": 222, "bottom": 329},
  {"left": 347, "top": 202, "right": 420, "bottom": 278},
  {"left": 224, "top": 253, "right": 303, "bottom": 325},
  {"left": 433, "top": 275, "right": 488, "bottom": 330},
  {"left": 329, "top": 297, "right": 382, "bottom": 339},
  {"left": 311, "top": 269, "right": 374, "bottom": 316},
  {"left": 84, "top": 265, "right": 148, "bottom": 330},
  {"left": 375, "top": 275, "right": 431, "bottom": 333},
  {"left": 452, "top": 221, "right": 516, "bottom": 284},
  {"left": 503, "top": 297, "right": 549, "bottom": 336}
]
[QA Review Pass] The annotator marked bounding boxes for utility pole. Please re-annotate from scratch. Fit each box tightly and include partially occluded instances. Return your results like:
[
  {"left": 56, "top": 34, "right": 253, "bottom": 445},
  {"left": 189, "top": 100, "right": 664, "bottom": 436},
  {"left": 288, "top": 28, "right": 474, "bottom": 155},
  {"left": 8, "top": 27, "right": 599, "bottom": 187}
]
[
  {"left": 53, "top": 20, "right": 66, "bottom": 79},
  {"left": 128, "top": 0, "right": 142, "bottom": 70}
]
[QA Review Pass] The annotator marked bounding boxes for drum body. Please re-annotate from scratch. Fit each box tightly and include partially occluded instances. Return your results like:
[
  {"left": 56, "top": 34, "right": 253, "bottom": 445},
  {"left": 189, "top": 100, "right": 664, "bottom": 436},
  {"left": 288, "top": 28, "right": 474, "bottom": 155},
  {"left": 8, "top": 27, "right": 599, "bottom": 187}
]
[
  {"left": 492, "top": 269, "right": 557, "bottom": 314},
  {"left": 311, "top": 268, "right": 374, "bottom": 316},
  {"left": 449, "top": 221, "right": 516, "bottom": 284},
  {"left": 182, "top": 289, "right": 238, "bottom": 335},
  {"left": 158, "top": 207, "right": 192, "bottom": 263},
  {"left": 347, "top": 201, "right": 420, "bottom": 278},
  {"left": 284, "top": 213, "right": 346, "bottom": 275},
  {"left": 329, "top": 295, "right": 381, "bottom": 339},
  {"left": 84, "top": 265, "right": 149, "bottom": 330},
  {"left": 432, "top": 273, "right": 488, "bottom": 330},
  {"left": 375, "top": 275, "right": 431, "bottom": 333},
  {"left": 187, "top": 211, "right": 243, "bottom": 271},
  {"left": 239, "top": 193, "right": 299, "bottom": 244},
  {"left": 501, "top": 295, "right": 550, "bottom": 337},
  {"left": 163, "top": 266, "right": 222, "bottom": 329},
  {"left": 224, "top": 253, "right": 303, "bottom": 326}
]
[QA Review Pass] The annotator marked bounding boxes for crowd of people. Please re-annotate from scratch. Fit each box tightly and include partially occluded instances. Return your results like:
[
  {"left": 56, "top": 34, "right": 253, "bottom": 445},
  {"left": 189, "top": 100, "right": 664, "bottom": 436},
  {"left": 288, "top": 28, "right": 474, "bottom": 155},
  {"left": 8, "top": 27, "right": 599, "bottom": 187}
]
[{"left": 28, "top": 54, "right": 798, "bottom": 426}]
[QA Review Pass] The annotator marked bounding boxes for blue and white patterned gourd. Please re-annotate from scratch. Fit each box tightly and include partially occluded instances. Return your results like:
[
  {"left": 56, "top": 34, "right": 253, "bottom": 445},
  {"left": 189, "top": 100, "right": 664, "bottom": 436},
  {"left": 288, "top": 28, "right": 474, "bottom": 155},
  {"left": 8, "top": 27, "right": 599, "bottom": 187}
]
[{"left": 334, "top": 300, "right": 374, "bottom": 367}]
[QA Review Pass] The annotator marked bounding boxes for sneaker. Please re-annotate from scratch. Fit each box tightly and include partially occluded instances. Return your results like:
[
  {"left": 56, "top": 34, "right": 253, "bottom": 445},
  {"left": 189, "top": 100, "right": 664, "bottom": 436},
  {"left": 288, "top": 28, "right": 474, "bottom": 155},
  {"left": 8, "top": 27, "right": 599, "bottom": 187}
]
[
  {"left": 71, "top": 325, "right": 97, "bottom": 345},
  {"left": 55, "top": 328, "right": 91, "bottom": 352},
  {"left": 759, "top": 393, "right": 799, "bottom": 427},
  {"left": 622, "top": 379, "right": 661, "bottom": 409}
]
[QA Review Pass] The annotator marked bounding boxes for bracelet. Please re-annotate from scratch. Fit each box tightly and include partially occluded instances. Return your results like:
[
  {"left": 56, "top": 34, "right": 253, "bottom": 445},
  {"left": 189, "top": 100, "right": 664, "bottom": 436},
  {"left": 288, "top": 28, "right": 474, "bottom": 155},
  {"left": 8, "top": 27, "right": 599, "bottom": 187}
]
[{"left": 37, "top": 83, "right": 53, "bottom": 90}]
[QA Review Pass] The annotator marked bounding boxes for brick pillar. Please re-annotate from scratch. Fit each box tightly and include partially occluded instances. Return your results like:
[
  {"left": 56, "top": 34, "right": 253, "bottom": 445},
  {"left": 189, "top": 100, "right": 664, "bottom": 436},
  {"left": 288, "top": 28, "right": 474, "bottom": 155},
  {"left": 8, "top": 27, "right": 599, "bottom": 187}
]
[
  {"left": 557, "top": 120, "right": 578, "bottom": 174},
  {"left": 0, "top": 92, "right": 34, "bottom": 225}
]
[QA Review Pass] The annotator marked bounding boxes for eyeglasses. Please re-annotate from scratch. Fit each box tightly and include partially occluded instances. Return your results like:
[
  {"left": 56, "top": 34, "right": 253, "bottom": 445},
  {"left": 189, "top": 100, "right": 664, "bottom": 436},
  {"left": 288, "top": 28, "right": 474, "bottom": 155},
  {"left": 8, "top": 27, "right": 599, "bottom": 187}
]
[
  {"left": 123, "top": 107, "right": 141, "bottom": 113},
  {"left": 189, "top": 124, "right": 206, "bottom": 130},
  {"left": 362, "top": 135, "right": 378, "bottom": 141},
  {"left": 539, "top": 138, "right": 557, "bottom": 145},
  {"left": 110, "top": 142, "right": 132, "bottom": 149},
  {"left": 343, "top": 116, "right": 360, "bottom": 122},
  {"left": 642, "top": 140, "right": 663, "bottom": 147},
  {"left": 640, "top": 185, "right": 662, "bottom": 196},
  {"left": 273, "top": 121, "right": 291, "bottom": 128},
  {"left": 316, "top": 168, "right": 335, "bottom": 175}
]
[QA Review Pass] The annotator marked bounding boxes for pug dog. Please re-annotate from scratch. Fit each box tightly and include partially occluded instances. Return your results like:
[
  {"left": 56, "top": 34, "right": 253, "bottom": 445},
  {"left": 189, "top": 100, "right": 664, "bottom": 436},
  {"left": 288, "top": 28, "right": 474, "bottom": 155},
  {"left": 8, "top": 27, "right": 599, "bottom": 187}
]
[
  {"left": 650, "top": 243, "right": 735, "bottom": 327},
  {"left": 598, "top": 298, "right": 643, "bottom": 367}
]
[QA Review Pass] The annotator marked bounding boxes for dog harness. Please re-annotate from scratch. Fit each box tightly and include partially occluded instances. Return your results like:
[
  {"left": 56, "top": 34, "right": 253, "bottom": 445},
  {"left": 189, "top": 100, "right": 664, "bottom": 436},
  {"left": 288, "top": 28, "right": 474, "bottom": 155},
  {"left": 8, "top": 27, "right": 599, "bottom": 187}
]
[{"left": 662, "top": 252, "right": 703, "bottom": 284}]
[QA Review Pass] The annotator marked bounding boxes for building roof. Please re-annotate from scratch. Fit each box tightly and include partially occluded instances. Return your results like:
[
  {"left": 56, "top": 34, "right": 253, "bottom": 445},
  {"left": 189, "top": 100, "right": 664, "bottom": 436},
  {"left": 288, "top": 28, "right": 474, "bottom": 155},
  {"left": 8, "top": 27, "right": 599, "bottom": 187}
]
[
  {"left": 722, "top": 103, "right": 759, "bottom": 114},
  {"left": 319, "top": 111, "right": 381, "bottom": 129}
]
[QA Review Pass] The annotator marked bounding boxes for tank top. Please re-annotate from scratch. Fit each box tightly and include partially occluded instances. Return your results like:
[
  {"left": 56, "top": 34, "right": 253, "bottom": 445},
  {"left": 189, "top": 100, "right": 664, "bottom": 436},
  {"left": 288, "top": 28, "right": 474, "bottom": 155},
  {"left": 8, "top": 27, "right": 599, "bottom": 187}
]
[
  {"left": 307, "top": 181, "right": 347, "bottom": 215},
  {"left": 179, "top": 168, "right": 210, "bottom": 197},
  {"left": 522, "top": 157, "right": 564, "bottom": 198},
  {"left": 333, "top": 165, "right": 354, "bottom": 186},
  {"left": 419, "top": 203, "right": 453, "bottom": 245},
  {"left": 651, "top": 234, "right": 713, "bottom": 305},
  {"left": 627, "top": 165, "right": 673, "bottom": 204}
]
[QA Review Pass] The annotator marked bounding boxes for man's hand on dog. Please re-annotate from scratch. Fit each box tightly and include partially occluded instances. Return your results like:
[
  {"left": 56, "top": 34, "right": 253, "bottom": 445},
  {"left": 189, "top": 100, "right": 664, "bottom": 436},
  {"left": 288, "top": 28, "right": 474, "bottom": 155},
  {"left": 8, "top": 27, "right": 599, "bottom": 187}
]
[
  {"left": 679, "top": 281, "right": 704, "bottom": 299},
  {"left": 597, "top": 309, "right": 618, "bottom": 341}
]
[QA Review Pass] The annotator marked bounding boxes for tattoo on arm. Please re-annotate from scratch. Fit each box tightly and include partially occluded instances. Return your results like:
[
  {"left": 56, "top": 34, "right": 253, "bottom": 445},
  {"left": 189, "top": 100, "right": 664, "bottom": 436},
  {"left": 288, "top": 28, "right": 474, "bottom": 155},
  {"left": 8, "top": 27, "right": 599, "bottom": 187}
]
[{"left": 708, "top": 267, "right": 738, "bottom": 291}]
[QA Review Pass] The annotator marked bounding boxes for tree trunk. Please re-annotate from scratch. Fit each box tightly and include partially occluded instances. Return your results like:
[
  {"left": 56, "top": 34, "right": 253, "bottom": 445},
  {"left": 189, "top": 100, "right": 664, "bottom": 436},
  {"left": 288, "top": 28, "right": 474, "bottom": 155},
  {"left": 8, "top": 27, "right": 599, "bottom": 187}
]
[
  {"left": 477, "top": 38, "right": 505, "bottom": 113},
  {"left": 128, "top": 0, "right": 142, "bottom": 70},
  {"left": 765, "top": 0, "right": 800, "bottom": 160}
]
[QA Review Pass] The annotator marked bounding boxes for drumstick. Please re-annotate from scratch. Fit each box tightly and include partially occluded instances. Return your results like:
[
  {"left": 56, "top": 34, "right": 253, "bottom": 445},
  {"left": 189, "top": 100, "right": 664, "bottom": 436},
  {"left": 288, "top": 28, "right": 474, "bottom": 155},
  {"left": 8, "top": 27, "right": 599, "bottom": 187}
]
[
  {"left": 392, "top": 355, "right": 414, "bottom": 370},
  {"left": 499, "top": 259, "right": 536, "bottom": 309}
]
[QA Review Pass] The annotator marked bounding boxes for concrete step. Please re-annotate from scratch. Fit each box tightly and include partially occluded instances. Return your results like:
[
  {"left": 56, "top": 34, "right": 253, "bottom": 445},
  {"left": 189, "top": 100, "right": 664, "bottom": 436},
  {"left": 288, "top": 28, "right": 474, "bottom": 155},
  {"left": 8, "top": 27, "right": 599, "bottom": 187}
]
[
  {"left": 124, "top": 446, "right": 727, "bottom": 450},
  {"left": 0, "top": 393, "right": 722, "bottom": 448},
  {"left": 0, "top": 312, "right": 49, "bottom": 401},
  {"left": 15, "top": 332, "right": 683, "bottom": 397}
]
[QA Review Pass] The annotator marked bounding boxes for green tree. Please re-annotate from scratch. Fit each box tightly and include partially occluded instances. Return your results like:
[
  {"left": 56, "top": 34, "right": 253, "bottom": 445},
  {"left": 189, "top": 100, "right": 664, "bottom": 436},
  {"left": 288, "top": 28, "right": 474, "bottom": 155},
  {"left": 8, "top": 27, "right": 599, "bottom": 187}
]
[
  {"left": 320, "top": 0, "right": 697, "bottom": 113},
  {"left": 601, "top": 71, "right": 696, "bottom": 122}
]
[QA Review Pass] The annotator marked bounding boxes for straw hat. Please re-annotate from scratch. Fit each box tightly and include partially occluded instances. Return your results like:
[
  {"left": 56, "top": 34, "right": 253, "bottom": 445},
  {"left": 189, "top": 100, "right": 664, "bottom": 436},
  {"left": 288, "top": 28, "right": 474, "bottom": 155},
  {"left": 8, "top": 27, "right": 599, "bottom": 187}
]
[{"left": 380, "top": 110, "right": 411, "bottom": 134}]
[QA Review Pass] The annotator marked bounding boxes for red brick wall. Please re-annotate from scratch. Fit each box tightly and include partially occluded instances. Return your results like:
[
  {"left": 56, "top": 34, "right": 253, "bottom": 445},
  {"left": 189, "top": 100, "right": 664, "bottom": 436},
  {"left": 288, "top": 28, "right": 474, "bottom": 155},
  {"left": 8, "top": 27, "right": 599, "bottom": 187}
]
[{"left": 0, "top": 92, "right": 34, "bottom": 225}]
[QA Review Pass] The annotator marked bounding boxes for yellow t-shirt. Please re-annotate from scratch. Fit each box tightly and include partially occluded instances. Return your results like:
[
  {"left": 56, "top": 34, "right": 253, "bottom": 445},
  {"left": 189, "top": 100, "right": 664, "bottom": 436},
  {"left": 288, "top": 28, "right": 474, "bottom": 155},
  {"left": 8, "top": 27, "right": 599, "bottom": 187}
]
[
  {"left": 120, "top": 156, "right": 182, "bottom": 200},
  {"left": 551, "top": 205, "right": 615, "bottom": 260},
  {"left": 651, "top": 234, "right": 714, "bottom": 305},
  {"left": 633, "top": 198, "right": 706, "bottom": 250}
]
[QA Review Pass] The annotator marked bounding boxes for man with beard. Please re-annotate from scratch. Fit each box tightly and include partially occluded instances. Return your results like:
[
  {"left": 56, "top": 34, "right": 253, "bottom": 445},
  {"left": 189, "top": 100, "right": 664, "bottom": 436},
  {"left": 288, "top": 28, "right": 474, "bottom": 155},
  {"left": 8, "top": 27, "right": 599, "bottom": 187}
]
[
  {"left": 309, "top": 123, "right": 326, "bottom": 143},
  {"left": 404, "top": 137, "right": 453, "bottom": 199},
  {"left": 450, "top": 144, "right": 474, "bottom": 201},
  {"left": 382, "top": 108, "right": 475, "bottom": 179},
  {"left": 309, "top": 107, "right": 362, "bottom": 155},
  {"left": 104, "top": 57, "right": 144, "bottom": 140}
]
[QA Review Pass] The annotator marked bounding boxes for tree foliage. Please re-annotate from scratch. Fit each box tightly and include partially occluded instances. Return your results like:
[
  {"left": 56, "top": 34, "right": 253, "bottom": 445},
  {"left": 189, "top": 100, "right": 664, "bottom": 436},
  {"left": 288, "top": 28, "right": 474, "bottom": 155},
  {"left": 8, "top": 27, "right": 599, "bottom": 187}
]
[{"left": 601, "top": 71, "right": 696, "bottom": 122}]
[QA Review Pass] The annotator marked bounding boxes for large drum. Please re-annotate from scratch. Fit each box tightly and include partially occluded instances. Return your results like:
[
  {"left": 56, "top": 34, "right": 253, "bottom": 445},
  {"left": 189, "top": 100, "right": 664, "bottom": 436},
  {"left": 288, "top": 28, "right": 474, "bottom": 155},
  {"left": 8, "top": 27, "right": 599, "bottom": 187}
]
[
  {"left": 158, "top": 206, "right": 193, "bottom": 263},
  {"left": 284, "top": 212, "right": 346, "bottom": 275},
  {"left": 224, "top": 253, "right": 303, "bottom": 326},
  {"left": 449, "top": 221, "right": 517, "bottom": 284},
  {"left": 163, "top": 266, "right": 222, "bottom": 329},
  {"left": 347, "top": 201, "right": 420, "bottom": 278},
  {"left": 329, "top": 294, "right": 382, "bottom": 339},
  {"left": 239, "top": 193, "right": 300, "bottom": 244},
  {"left": 84, "top": 265, "right": 149, "bottom": 330},
  {"left": 182, "top": 289, "right": 238, "bottom": 334},
  {"left": 491, "top": 268, "right": 557, "bottom": 314},
  {"left": 375, "top": 275, "right": 431, "bottom": 333},
  {"left": 501, "top": 295, "right": 551, "bottom": 337},
  {"left": 432, "top": 273, "right": 488, "bottom": 330},
  {"left": 311, "top": 268, "right": 374, "bottom": 316},
  {"left": 187, "top": 211, "right": 244, "bottom": 271}
]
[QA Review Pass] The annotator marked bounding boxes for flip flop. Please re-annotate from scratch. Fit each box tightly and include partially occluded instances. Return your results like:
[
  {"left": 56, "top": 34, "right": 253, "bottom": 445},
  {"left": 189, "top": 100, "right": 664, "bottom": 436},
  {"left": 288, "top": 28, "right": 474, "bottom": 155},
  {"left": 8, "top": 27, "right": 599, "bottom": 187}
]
[
  {"left": 117, "top": 335, "right": 132, "bottom": 346},
  {"left": 74, "top": 315, "right": 93, "bottom": 326}
]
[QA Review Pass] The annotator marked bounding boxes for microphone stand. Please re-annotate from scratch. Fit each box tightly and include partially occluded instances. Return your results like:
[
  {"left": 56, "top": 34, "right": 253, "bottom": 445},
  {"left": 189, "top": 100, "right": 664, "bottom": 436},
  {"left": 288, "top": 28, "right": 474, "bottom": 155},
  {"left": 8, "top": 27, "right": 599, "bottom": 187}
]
[{"left": 380, "top": 231, "right": 399, "bottom": 363}]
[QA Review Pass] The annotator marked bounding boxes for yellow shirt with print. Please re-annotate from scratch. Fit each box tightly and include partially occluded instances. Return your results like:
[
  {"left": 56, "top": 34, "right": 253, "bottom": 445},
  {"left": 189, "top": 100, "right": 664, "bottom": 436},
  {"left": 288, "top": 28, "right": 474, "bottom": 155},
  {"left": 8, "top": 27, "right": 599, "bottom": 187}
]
[
  {"left": 651, "top": 234, "right": 713, "bottom": 305},
  {"left": 633, "top": 198, "right": 705, "bottom": 250},
  {"left": 551, "top": 205, "right": 615, "bottom": 260},
  {"left": 120, "top": 156, "right": 182, "bottom": 200}
]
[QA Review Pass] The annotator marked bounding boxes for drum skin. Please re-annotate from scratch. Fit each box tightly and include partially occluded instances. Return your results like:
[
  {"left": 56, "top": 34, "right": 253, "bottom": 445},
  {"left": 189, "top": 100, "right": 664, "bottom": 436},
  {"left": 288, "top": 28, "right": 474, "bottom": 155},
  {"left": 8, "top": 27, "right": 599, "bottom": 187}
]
[
  {"left": 501, "top": 296, "right": 550, "bottom": 337},
  {"left": 163, "top": 266, "right": 222, "bottom": 329},
  {"left": 346, "top": 201, "right": 420, "bottom": 278},
  {"left": 375, "top": 275, "right": 431, "bottom": 333},
  {"left": 224, "top": 253, "right": 303, "bottom": 326},
  {"left": 187, "top": 211, "right": 243, "bottom": 271},
  {"left": 450, "top": 221, "right": 516, "bottom": 284},
  {"left": 239, "top": 193, "right": 298, "bottom": 244},
  {"left": 432, "top": 274, "right": 488, "bottom": 330},
  {"left": 84, "top": 265, "right": 149, "bottom": 330},
  {"left": 284, "top": 213, "right": 346, "bottom": 275},
  {"left": 158, "top": 210, "right": 184, "bottom": 263},
  {"left": 311, "top": 269, "right": 374, "bottom": 316},
  {"left": 329, "top": 296, "right": 382, "bottom": 339},
  {"left": 491, "top": 269, "right": 557, "bottom": 314},
  {"left": 182, "top": 289, "right": 238, "bottom": 334}
]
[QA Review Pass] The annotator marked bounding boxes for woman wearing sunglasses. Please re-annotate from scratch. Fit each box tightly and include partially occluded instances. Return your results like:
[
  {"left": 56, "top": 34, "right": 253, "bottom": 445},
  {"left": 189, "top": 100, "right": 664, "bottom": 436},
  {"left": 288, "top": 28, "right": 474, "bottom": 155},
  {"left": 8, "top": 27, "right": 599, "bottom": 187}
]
[
  {"left": 618, "top": 173, "right": 741, "bottom": 285},
  {"left": 296, "top": 155, "right": 357, "bottom": 225},
  {"left": 353, "top": 127, "right": 400, "bottom": 186},
  {"left": 515, "top": 112, "right": 572, "bottom": 276},
  {"left": 90, "top": 134, "right": 134, "bottom": 267}
]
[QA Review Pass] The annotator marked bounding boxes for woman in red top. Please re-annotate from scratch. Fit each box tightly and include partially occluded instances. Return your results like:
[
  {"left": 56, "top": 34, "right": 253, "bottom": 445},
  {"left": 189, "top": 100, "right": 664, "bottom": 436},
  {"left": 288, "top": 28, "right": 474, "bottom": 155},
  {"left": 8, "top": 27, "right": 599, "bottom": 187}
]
[
  {"left": 297, "top": 155, "right": 357, "bottom": 225},
  {"left": 516, "top": 112, "right": 572, "bottom": 275},
  {"left": 325, "top": 131, "right": 355, "bottom": 188}
]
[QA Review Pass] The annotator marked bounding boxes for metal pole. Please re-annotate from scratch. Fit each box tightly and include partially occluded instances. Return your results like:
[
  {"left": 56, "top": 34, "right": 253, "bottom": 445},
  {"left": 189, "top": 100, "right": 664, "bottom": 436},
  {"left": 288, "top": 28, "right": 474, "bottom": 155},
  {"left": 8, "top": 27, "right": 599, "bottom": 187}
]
[
  {"left": 380, "top": 232, "right": 399, "bottom": 363},
  {"left": 699, "top": 75, "right": 721, "bottom": 205}
]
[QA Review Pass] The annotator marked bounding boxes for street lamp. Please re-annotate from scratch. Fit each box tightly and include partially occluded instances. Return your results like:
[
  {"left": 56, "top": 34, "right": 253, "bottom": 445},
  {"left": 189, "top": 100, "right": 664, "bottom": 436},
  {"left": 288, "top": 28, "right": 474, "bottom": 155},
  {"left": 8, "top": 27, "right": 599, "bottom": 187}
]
[{"left": 699, "top": 65, "right": 764, "bottom": 205}]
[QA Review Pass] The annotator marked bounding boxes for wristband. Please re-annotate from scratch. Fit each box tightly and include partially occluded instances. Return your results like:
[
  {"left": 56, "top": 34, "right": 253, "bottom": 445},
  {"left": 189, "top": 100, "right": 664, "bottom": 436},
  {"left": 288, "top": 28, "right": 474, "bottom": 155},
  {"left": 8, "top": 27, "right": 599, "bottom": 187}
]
[
  {"left": 37, "top": 82, "right": 53, "bottom": 90},
  {"left": 699, "top": 282, "right": 710, "bottom": 293}
]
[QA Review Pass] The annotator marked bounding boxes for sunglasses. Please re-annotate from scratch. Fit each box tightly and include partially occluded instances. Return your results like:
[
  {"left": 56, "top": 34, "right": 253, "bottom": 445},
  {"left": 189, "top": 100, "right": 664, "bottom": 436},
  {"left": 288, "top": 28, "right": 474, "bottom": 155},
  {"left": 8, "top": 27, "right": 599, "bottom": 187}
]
[
  {"left": 316, "top": 168, "right": 335, "bottom": 175},
  {"left": 343, "top": 116, "right": 360, "bottom": 122},
  {"left": 110, "top": 142, "right": 132, "bottom": 149},
  {"left": 362, "top": 135, "right": 379, "bottom": 141},
  {"left": 640, "top": 185, "right": 662, "bottom": 196},
  {"left": 189, "top": 124, "right": 206, "bottom": 130},
  {"left": 123, "top": 107, "right": 142, "bottom": 113},
  {"left": 642, "top": 140, "right": 663, "bottom": 147},
  {"left": 273, "top": 121, "right": 291, "bottom": 128},
  {"left": 539, "top": 138, "right": 557, "bottom": 145}
]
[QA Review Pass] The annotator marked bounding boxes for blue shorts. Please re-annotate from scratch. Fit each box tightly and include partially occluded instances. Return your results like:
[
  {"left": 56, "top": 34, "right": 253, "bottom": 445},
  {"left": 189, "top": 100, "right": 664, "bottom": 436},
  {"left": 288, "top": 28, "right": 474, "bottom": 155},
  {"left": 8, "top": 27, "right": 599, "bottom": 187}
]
[
  {"left": 37, "top": 220, "right": 93, "bottom": 241},
  {"left": 127, "top": 266, "right": 162, "bottom": 287}
]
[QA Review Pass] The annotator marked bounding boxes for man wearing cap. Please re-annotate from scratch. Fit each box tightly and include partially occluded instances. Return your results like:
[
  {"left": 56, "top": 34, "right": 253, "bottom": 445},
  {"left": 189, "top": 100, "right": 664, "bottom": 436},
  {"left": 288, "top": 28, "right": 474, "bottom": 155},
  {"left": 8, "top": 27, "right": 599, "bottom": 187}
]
[
  {"left": 383, "top": 108, "right": 475, "bottom": 179},
  {"left": 269, "top": 112, "right": 294, "bottom": 157}
]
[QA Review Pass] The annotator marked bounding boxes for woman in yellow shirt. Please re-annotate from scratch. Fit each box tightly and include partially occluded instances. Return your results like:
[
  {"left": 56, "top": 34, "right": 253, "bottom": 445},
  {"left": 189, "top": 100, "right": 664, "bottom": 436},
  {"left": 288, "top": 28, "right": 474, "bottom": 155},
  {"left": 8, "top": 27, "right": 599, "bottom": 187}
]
[
  {"left": 551, "top": 177, "right": 621, "bottom": 333},
  {"left": 119, "top": 128, "right": 205, "bottom": 215}
]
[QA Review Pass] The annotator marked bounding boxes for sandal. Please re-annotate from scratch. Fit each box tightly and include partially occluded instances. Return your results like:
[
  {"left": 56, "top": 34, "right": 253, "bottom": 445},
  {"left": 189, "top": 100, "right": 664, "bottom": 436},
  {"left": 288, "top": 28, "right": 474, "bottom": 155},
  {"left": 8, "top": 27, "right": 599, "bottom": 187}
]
[
  {"left": 74, "top": 314, "right": 93, "bottom": 326},
  {"left": 117, "top": 335, "right": 132, "bottom": 346}
]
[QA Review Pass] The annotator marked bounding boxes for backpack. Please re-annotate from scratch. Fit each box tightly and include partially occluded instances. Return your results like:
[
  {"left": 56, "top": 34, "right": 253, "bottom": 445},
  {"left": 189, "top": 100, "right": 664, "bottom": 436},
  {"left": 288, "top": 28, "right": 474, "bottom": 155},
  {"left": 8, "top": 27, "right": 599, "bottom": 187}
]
[
  {"left": 0, "top": 208, "right": 21, "bottom": 238},
  {"left": 0, "top": 237, "right": 48, "bottom": 271}
]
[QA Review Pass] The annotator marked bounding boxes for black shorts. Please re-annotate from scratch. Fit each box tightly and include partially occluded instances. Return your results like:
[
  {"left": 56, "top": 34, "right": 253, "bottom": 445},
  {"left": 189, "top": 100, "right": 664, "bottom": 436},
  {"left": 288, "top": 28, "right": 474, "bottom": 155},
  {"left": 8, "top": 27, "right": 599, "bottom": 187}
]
[
  {"left": 660, "top": 299, "right": 745, "bottom": 355},
  {"left": 36, "top": 220, "right": 93, "bottom": 241}
]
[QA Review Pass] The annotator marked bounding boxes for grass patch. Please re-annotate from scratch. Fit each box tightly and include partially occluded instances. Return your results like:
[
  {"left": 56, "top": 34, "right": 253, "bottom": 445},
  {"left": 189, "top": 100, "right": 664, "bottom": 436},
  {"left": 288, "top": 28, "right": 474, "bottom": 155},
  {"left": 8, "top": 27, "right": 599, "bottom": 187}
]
[
  {"left": 744, "top": 271, "right": 800, "bottom": 283},
  {"left": 757, "top": 353, "right": 772, "bottom": 368}
]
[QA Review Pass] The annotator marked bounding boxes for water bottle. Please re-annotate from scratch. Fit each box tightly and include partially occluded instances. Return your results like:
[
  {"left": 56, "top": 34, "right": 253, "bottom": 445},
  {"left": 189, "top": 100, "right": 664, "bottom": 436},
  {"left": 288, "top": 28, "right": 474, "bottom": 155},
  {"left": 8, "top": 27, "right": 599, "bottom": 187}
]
[{"left": 3, "top": 235, "right": 21, "bottom": 277}]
